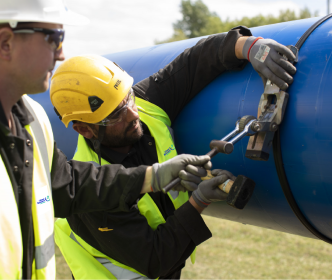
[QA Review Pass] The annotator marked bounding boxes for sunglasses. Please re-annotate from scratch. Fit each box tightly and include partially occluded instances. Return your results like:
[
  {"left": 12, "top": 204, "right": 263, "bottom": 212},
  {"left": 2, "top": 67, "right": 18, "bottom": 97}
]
[
  {"left": 12, "top": 27, "right": 65, "bottom": 51},
  {"left": 95, "top": 89, "right": 136, "bottom": 126}
]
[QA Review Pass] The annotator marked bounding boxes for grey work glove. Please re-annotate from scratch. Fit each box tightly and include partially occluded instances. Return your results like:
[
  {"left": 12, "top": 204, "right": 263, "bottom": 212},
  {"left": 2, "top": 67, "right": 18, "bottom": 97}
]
[
  {"left": 151, "top": 154, "right": 212, "bottom": 193},
  {"left": 242, "top": 36, "right": 296, "bottom": 90},
  {"left": 192, "top": 169, "right": 235, "bottom": 208}
]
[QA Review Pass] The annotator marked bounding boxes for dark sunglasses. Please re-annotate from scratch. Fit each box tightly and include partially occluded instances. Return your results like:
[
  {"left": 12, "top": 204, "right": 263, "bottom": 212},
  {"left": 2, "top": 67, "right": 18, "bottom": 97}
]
[{"left": 12, "top": 27, "right": 65, "bottom": 51}]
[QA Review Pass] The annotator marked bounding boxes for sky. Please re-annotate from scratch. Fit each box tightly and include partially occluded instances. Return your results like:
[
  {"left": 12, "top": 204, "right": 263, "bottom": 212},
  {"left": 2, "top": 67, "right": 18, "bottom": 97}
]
[{"left": 62, "top": 0, "right": 330, "bottom": 58}]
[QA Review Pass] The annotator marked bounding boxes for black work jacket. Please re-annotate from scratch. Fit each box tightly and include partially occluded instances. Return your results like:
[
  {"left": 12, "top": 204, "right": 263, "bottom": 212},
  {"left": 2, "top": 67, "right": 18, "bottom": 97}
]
[
  {"left": 67, "top": 26, "right": 252, "bottom": 279},
  {"left": 0, "top": 101, "right": 146, "bottom": 279}
]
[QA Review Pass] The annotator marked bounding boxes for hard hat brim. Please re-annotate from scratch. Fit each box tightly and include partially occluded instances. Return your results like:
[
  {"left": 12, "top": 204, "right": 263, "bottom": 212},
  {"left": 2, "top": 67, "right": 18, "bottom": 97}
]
[{"left": 0, "top": 8, "right": 89, "bottom": 26}]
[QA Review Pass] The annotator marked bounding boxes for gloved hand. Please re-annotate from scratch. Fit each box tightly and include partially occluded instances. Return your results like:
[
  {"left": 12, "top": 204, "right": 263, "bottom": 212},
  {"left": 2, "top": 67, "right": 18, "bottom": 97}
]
[
  {"left": 151, "top": 154, "right": 212, "bottom": 193},
  {"left": 242, "top": 36, "right": 297, "bottom": 90},
  {"left": 192, "top": 169, "right": 235, "bottom": 208},
  {"left": 210, "top": 169, "right": 236, "bottom": 181}
]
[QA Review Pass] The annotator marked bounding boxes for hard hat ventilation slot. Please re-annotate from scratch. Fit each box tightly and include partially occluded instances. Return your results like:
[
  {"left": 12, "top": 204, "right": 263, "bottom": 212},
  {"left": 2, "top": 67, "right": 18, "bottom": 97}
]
[
  {"left": 54, "top": 107, "right": 62, "bottom": 120},
  {"left": 88, "top": 96, "right": 104, "bottom": 112}
]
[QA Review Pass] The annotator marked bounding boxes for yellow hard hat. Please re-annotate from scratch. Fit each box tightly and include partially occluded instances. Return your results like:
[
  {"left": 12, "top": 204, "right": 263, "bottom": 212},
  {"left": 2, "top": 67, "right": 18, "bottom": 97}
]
[{"left": 50, "top": 55, "right": 134, "bottom": 127}]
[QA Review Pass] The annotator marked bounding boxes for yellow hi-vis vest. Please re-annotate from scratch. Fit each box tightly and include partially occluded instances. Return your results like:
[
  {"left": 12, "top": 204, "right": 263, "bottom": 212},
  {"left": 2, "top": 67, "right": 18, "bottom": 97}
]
[
  {"left": 55, "top": 98, "right": 196, "bottom": 280},
  {"left": 0, "top": 95, "right": 55, "bottom": 279}
]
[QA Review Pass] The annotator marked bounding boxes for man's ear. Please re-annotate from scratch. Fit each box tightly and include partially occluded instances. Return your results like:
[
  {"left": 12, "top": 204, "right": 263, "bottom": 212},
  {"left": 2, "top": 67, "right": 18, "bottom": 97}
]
[
  {"left": 72, "top": 122, "right": 98, "bottom": 139},
  {"left": 0, "top": 28, "right": 14, "bottom": 61}
]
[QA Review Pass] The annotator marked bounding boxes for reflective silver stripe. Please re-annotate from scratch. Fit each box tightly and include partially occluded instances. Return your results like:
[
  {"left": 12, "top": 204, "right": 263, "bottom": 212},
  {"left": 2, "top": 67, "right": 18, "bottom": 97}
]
[
  {"left": 95, "top": 257, "right": 150, "bottom": 280},
  {"left": 87, "top": 161, "right": 100, "bottom": 167},
  {"left": 22, "top": 96, "right": 51, "bottom": 188},
  {"left": 169, "top": 189, "right": 179, "bottom": 200},
  {"left": 35, "top": 233, "right": 55, "bottom": 269},
  {"left": 69, "top": 232, "right": 151, "bottom": 279},
  {"left": 165, "top": 124, "right": 175, "bottom": 143},
  {"left": 138, "top": 110, "right": 179, "bottom": 201}
]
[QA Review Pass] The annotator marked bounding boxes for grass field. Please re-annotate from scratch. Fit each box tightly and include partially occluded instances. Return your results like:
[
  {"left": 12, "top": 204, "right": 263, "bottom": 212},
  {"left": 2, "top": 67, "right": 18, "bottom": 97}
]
[{"left": 55, "top": 215, "right": 332, "bottom": 279}]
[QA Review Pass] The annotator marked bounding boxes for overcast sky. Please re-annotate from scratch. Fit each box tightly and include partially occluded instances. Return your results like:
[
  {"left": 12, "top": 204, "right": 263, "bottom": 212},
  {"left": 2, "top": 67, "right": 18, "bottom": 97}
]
[{"left": 62, "top": 0, "right": 329, "bottom": 58}]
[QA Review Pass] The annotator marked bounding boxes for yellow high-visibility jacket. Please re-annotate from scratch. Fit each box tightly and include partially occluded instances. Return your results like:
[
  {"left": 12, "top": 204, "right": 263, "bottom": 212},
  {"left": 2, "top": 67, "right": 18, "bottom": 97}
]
[{"left": 0, "top": 95, "right": 55, "bottom": 279}]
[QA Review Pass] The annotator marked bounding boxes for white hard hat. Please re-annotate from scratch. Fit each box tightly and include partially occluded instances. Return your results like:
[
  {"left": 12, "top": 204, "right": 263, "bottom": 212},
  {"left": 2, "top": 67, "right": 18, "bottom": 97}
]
[{"left": 0, "top": 0, "right": 89, "bottom": 28}]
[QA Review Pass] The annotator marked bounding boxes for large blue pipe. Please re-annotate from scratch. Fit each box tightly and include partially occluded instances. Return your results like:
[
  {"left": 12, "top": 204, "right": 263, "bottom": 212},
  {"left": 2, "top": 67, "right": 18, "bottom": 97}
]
[{"left": 30, "top": 16, "right": 332, "bottom": 241}]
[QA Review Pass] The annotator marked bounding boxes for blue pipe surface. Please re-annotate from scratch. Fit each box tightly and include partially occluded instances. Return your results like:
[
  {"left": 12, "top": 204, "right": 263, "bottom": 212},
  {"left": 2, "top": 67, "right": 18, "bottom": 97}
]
[{"left": 30, "top": 17, "right": 332, "bottom": 240}]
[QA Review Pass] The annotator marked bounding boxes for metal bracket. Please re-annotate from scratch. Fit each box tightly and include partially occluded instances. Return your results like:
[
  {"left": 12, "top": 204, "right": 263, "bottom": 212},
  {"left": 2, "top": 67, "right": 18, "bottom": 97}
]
[{"left": 245, "top": 45, "right": 298, "bottom": 161}]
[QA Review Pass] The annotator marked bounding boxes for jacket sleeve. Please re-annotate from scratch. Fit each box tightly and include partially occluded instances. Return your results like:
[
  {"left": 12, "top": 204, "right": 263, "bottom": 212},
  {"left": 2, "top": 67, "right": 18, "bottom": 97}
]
[
  {"left": 133, "top": 26, "right": 252, "bottom": 123},
  {"left": 51, "top": 143, "right": 147, "bottom": 218},
  {"left": 68, "top": 201, "right": 211, "bottom": 279}
]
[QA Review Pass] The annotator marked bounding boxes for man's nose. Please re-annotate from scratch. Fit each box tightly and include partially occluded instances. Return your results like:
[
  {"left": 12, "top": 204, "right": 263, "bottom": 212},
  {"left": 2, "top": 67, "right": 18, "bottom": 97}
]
[
  {"left": 55, "top": 47, "right": 65, "bottom": 61},
  {"left": 125, "top": 105, "right": 139, "bottom": 123}
]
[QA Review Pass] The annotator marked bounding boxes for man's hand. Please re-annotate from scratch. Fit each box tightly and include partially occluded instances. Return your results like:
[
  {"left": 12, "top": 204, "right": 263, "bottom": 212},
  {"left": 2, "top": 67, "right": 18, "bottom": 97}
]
[
  {"left": 151, "top": 154, "right": 212, "bottom": 193},
  {"left": 191, "top": 169, "right": 235, "bottom": 208},
  {"left": 242, "top": 36, "right": 297, "bottom": 90}
]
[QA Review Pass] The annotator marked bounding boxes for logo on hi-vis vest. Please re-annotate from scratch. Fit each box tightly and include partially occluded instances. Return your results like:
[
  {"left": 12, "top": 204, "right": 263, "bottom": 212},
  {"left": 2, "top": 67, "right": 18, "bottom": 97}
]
[
  {"left": 164, "top": 145, "right": 175, "bottom": 156},
  {"left": 37, "top": 196, "right": 50, "bottom": 205}
]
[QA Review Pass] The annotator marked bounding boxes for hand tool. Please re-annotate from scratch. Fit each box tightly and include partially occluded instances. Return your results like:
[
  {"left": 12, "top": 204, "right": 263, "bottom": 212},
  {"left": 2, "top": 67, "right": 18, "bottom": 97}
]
[
  {"left": 162, "top": 114, "right": 257, "bottom": 193},
  {"left": 201, "top": 170, "right": 255, "bottom": 209}
]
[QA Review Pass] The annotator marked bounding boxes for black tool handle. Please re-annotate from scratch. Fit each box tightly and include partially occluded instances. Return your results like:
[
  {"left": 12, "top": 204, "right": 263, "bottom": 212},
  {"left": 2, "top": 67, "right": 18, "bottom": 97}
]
[
  {"left": 162, "top": 148, "right": 219, "bottom": 193},
  {"left": 163, "top": 178, "right": 181, "bottom": 193}
]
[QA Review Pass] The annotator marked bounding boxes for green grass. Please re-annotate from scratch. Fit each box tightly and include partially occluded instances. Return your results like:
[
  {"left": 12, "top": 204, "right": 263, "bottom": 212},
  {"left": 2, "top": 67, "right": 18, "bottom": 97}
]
[{"left": 55, "top": 215, "right": 332, "bottom": 279}]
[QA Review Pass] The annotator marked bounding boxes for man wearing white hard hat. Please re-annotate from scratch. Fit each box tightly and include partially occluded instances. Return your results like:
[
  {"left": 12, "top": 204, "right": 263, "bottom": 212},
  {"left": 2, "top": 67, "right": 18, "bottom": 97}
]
[{"left": 0, "top": 1, "right": 213, "bottom": 279}]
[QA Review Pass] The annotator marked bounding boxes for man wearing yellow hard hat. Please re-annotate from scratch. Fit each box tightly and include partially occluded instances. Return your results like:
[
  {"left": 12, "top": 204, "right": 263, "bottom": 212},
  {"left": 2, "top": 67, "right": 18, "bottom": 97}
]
[
  {"left": 50, "top": 24, "right": 296, "bottom": 278},
  {"left": 0, "top": 1, "right": 214, "bottom": 279}
]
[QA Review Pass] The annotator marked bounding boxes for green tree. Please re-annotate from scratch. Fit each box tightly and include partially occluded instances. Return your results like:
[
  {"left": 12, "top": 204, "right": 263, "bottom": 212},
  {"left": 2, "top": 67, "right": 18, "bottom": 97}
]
[{"left": 156, "top": 0, "right": 318, "bottom": 44}]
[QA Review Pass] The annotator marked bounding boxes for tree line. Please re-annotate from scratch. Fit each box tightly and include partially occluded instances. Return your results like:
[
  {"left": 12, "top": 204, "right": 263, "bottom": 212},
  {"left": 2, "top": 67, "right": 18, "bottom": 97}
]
[{"left": 156, "top": 0, "right": 318, "bottom": 44}]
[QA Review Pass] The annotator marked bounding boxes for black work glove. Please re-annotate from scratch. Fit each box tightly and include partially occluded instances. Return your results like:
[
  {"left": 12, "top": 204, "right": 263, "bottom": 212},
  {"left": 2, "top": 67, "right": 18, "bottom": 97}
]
[
  {"left": 151, "top": 154, "right": 212, "bottom": 193},
  {"left": 242, "top": 36, "right": 297, "bottom": 90},
  {"left": 192, "top": 169, "right": 235, "bottom": 208}
]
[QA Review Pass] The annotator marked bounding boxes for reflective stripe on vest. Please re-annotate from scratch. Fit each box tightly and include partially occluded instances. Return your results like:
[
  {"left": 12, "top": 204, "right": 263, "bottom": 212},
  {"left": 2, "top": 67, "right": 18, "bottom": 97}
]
[
  {"left": 70, "top": 232, "right": 150, "bottom": 280},
  {"left": 55, "top": 218, "right": 148, "bottom": 280},
  {"left": 55, "top": 97, "right": 195, "bottom": 279},
  {"left": 0, "top": 155, "right": 23, "bottom": 279},
  {"left": 24, "top": 96, "right": 55, "bottom": 279}
]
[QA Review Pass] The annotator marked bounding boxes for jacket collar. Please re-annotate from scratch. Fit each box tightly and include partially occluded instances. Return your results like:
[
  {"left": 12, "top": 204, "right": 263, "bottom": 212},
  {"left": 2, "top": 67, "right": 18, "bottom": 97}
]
[{"left": 0, "top": 97, "right": 34, "bottom": 136}]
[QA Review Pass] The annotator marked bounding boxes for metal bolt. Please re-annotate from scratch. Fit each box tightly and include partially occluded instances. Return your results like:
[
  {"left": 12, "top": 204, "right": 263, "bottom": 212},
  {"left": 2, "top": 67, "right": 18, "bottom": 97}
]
[
  {"left": 270, "top": 123, "right": 278, "bottom": 131},
  {"left": 26, "top": 139, "right": 31, "bottom": 146},
  {"left": 252, "top": 122, "right": 261, "bottom": 132},
  {"left": 25, "top": 160, "right": 30, "bottom": 167}
]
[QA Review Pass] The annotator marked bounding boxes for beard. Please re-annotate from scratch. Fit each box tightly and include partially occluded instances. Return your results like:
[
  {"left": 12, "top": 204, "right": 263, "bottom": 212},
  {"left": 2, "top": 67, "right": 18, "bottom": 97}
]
[{"left": 102, "top": 120, "right": 144, "bottom": 148}]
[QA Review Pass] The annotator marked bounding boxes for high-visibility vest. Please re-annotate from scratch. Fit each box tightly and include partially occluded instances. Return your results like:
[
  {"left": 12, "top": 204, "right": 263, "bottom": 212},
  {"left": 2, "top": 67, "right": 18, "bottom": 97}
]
[
  {"left": 55, "top": 97, "right": 196, "bottom": 279},
  {"left": 0, "top": 95, "right": 55, "bottom": 279}
]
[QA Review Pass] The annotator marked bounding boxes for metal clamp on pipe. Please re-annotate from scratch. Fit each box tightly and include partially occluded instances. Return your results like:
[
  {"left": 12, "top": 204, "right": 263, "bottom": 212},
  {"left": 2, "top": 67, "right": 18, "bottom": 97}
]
[{"left": 245, "top": 45, "right": 299, "bottom": 161}]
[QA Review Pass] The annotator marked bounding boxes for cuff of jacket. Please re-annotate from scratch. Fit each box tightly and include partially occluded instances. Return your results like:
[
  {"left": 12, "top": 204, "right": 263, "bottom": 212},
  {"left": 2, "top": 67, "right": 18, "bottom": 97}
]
[
  {"left": 219, "top": 25, "right": 253, "bottom": 70},
  {"left": 174, "top": 201, "right": 212, "bottom": 246},
  {"left": 119, "top": 165, "right": 148, "bottom": 211}
]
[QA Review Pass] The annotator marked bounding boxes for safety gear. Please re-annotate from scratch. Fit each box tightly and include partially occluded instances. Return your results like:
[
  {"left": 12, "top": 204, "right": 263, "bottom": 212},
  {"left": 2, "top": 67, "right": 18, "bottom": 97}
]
[
  {"left": 55, "top": 97, "right": 197, "bottom": 279},
  {"left": 95, "top": 89, "right": 136, "bottom": 126},
  {"left": 151, "top": 154, "right": 212, "bottom": 193},
  {"left": 192, "top": 169, "right": 232, "bottom": 208},
  {"left": 0, "top": 0, "right": 89, "bottom": 28},
  {"left": 13, "top": 27, "right": 65, "bottom": 51},
  {"left": 0, "top": 95, "right": 55, "bottom": 279},
  {"left": 242, "top": 36, "right": 296, "bottom": 90},
  {"left": 50, "top": 55, "right": 134, "bottom": 127}
]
